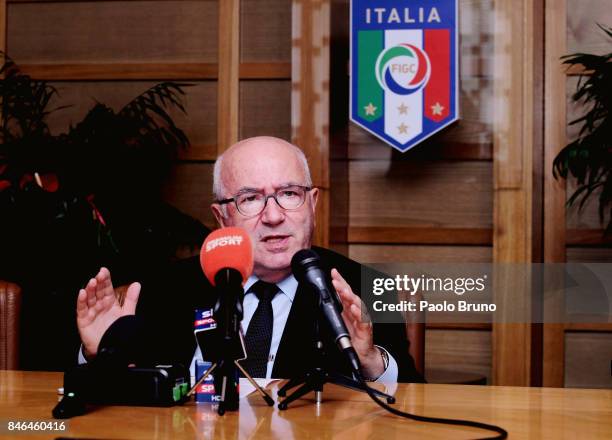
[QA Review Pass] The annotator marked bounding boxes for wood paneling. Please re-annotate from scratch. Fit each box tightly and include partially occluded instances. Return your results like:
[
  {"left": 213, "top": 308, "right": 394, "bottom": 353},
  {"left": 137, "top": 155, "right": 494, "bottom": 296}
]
[
  {"left": 425, "top": 329, "right": 492, "bottom": 383},
  {"left": 492, "top": 0, "right": 540, "bottom": 386},
  {"left": 330, "top": 159, "right": 349, "bottom": 229},
  {"left": 565, "top": 323, "right": 612, "bottom": 332},
  {"left": 348, "top": 245, "right": 492, "bottom": 264},
  {"left": 348, "top": 125, "right": 492, "bottom": 161},
  {"left": 565, "top": 63, "right": 593, "bottom": 76},
  {"left": 566, "top": 230, "right": 612, "bottom": 246},
  {"left": 291, "top": 0, "right": 330, "bottom": 247},
  {"left": 328, "top": 1, "right": 349, "bottom": 252},
  {"left": 0, "top": 0, "right": 5, "bottom": 57},
  {"left": 162, "top": 163, "right": 215, "bottom": 229},
  {"left": 239, "top": 80, "right": 291, "bottom": 141},
  {"left": 217, "top": 0, "right": 240, "bottom": 152},
  {"left": 349, "top": 161, "right": 492, "bottom": 228},
  {"left": 459, "top": 0, "right": 494, "bottom": 79},
  {"left": 19, "top": 62, "right": 291, "bottom": 81},
  {"left": 567, "top": 0, "right": 612, "bottom": 55},
  {"left": 346, "top": 227, "right": 492, "bottom": 245},
  {"left": 543, "top": 0, "right": 568, "bottom": 388},
  {"left": 241, "top": 0, "right": 291, "bottom": 63},
  {"left": 7, "top": 1, "right": 218, "bottom": 64},
  {"left": 43, "top": 81, "right": 217, "bottom": 160},
  {"left": 19, "top": 63, "right": 218, "bottom": 81},
  {"left": 565, "top": 332, "right": 612, "bottom": 388},
  {"left": 239, "top": 62, "right": 291, "bottom": 79},
  {"left": 567, "top": 247, "right": 612, "bottom": 262}
]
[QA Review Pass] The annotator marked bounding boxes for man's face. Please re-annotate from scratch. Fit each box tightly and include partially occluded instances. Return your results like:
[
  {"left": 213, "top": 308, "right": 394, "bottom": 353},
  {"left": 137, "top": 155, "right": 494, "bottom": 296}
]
[{"left": 212, "top": 139, "right": 319, "bottom": 283}]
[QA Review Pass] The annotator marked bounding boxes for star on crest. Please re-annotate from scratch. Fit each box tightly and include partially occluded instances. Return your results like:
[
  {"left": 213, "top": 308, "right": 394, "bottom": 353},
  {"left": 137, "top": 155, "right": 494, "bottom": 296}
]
[
  {"left": 398, "top": 123, "right": 409, "bottom": 134},
  {"left": 397, "top": 103, "right": 408, "bottom": 115},
  {"left": 364, "top": 102, "right": 377, "bottom": 116},
  {"left": 431, "top": 102, "right": 445, "bottom": 116}
]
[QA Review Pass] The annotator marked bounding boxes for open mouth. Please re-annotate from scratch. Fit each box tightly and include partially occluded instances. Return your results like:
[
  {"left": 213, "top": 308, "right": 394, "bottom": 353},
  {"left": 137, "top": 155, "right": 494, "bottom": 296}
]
[{"left": 261, "top": 235, "right": 290, "bottom": 244}]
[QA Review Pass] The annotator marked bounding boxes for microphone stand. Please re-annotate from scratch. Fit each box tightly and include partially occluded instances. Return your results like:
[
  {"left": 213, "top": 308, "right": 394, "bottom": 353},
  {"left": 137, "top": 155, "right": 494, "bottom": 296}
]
[
  {"left": 277, "top": 297, "right": 395, "bottom": 410},
  {"left": 189, "top": 269, "right": 273, "bottom": 415}
]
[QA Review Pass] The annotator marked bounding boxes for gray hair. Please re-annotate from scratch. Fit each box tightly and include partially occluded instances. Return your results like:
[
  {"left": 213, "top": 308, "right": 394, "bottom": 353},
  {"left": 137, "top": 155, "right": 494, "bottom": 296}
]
[{"left": 212, "top": 140, "right": 313, "bottom": 202}]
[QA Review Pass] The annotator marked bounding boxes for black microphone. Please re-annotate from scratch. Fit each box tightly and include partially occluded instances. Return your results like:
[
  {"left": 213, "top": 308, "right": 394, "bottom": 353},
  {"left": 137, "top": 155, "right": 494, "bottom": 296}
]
[{"left": 291, "top": 249, "right": 361, "bottom": 373}]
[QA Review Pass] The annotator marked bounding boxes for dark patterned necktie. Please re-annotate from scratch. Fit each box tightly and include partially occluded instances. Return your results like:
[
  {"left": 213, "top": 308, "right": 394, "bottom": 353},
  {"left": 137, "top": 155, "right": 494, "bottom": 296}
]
[{"left": 243, "top": 281, "right": 278, "bottom": 378}]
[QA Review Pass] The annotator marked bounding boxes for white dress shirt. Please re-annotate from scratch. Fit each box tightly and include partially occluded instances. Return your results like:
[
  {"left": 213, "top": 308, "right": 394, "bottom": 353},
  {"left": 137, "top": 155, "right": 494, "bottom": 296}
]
[{"left": 190, "top": 274, "right": 398, "bottom": 383}]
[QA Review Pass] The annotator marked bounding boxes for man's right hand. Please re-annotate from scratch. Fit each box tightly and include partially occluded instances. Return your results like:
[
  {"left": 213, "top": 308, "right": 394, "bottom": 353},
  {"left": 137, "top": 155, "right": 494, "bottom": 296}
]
[{"left": 76, "top": 267, "right": 141, "bottom": 360}]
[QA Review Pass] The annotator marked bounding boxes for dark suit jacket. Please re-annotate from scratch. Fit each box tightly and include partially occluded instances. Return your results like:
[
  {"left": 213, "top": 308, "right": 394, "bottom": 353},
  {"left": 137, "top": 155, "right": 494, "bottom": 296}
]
[{"left": 126, "top": 246, "right": 424, "bottom": 383}]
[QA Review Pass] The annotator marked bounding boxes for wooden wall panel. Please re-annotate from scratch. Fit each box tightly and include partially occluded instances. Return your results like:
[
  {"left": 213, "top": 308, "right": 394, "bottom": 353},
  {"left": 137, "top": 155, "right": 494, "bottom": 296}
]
[
  {"left": 217, "top": 0, "right": 239, "bottom": 152},
  {"left": 241, "top": 0, "right": 291, "bottom": 62},
  {"left": 460, "top": 0, "right": 493, "bottom": 78},
  {"left": 161, "top": 163, "right": 215, "bottom": 229},
  {"left": 330, "top": 159, "right": 349, "bottom": 228},
  {"left": 349, "top": 245, "right": 492, "bottom": 263},
  {"left": 291, "top": 0, "right": 330, "bottom": 248},
  {"left": 45, "top": 81, "right": 217, "bottom": 160},
  {"left": 239, "top": 80, "right": 291, "bottom": 141},
  {"left": 565, "top": 332, "right": 612, "bottom": 388},
  {"left": 349, "top": 161, "right": 493, "bottom": 228},
  {"left": 425, "top": 329, "right": 492, "bottom": 383},
  {"left": 567, "top": 0, "right": 612, "bottom": 54},
  {"left": 567, "top": 247, "right": 612, "bottom": 263},
  {"left": 7, "top": 1, "right": 218, "bottom": 64},
  {"left": 543, "top": 0, "right": 567, "bottom": 388},
  {"left": 491, "top": 0, "right": 540, "bottom": 387},
  {"left": 0, "top": 0, "right": 5, "bottom": 57}
]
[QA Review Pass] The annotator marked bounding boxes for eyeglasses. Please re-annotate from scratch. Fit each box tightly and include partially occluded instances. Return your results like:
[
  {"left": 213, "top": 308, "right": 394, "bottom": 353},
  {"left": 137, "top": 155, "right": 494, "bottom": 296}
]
[{"left": 217, "top": 185, "right": 313, "bottom": 217}]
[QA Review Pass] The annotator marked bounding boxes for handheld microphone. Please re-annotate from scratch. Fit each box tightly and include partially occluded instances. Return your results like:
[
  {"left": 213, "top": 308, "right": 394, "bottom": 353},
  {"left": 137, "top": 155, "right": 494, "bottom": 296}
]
[
  {"left": 291, "top": 249, "right": 361, "bottom": 373},
  {"left": 199, "top": 227, "right": 253, "bottom": 361},
  {"left": 199, "top": 227, "right": 254, "bottom": 413},
  {"left": 200, "top": 226, "right": 253, "bottom": 289}
]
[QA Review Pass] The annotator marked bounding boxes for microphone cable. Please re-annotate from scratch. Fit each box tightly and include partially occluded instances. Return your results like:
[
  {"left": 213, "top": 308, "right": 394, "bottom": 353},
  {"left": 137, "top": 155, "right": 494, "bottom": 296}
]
[{"left": 354, "top": 370, "right": 508, "bottom": 439}]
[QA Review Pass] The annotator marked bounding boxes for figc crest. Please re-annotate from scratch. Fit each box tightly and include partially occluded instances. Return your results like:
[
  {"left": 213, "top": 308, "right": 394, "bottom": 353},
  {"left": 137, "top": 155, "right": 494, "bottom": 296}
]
[{"left": 350, "top": 0, "right": 459, "bottom": 152}]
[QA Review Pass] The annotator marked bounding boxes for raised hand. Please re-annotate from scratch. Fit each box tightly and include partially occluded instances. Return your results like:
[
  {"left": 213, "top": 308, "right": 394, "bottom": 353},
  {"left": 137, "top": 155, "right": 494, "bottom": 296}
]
[
  {"left": 76, "top": 267, "right": 141, "bottom": 360},
  {"left": 331, "top": 268, "right": 385, "bottom": 379}
]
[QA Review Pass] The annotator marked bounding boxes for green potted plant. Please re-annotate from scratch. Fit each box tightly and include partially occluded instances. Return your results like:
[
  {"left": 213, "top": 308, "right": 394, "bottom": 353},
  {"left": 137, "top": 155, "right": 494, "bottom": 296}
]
[
  {"left": 553, "top": 25, "right": 612, "bottom": 235},
  {"left": 0, "top": 56, "right": 209, "bottom": 369}
]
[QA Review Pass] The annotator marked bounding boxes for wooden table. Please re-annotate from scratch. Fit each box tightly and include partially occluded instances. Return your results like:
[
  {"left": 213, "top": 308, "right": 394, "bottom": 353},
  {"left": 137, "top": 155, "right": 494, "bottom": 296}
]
[{"left": 1, "top": 370, "right": 611, "bottom": 439}]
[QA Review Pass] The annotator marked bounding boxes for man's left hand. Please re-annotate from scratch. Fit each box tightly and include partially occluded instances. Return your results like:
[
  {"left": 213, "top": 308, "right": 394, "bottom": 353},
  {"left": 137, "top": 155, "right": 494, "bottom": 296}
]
[{"left": 331, "top": 268, "right": 385, "bottom": 379}]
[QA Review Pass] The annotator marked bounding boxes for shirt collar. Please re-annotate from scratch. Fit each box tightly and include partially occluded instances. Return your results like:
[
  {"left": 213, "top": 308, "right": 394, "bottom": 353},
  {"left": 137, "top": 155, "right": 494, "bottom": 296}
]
[{"left": 244, "top": 274, "right": 298, "bottom": 303}]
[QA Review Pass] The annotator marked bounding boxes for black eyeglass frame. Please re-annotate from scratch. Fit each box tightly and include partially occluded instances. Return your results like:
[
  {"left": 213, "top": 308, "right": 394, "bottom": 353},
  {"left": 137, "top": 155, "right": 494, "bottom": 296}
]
[{"left": 216, "top": 185, "right": 314, "bottom": 217}]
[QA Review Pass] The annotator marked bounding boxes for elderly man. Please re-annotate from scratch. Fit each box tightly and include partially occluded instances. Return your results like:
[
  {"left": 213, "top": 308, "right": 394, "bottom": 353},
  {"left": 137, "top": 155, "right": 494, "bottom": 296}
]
[{"left": 77, "top": 136, "right": 422, "bottom": 382}]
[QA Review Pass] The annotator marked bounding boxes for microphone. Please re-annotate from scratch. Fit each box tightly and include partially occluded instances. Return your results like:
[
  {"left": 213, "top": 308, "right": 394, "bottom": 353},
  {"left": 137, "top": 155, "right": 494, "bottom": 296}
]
[
  {"left": 199, "top": 227, "right": 254, "bottom": 413},
  {"left": 291, "top": 249, "right": 362, "bottom": 373},
  {"left": 199, "top": 227, "right": 253, "bottom": 361},
  {"left": 200, "top": 226, "right": 253, "bottom": 288}
]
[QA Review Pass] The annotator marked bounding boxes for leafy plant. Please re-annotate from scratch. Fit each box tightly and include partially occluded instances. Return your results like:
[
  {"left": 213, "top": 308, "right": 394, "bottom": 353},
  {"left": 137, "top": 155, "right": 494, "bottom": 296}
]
[
  {"left": 553, "top": 25, "right": 612, "bottom": 234},
  {"left": 0, "top": 55, "right": 211, "bottom": 370},
  {"left": 0, "top": 55, "right": 208, "bottom": 286}
]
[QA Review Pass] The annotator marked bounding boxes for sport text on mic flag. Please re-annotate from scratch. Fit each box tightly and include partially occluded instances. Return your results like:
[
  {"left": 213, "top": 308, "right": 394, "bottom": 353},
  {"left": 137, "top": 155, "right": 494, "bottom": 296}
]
[{"left": 200, "top": 227, "right": 254, "bottom": 286}]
